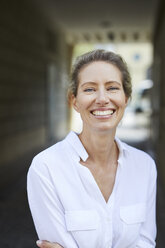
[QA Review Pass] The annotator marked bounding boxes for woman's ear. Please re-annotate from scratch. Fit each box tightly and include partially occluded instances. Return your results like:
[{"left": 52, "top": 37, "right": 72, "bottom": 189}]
[{"left": 72, "top": 95, "right": 80, "bottom": 113}]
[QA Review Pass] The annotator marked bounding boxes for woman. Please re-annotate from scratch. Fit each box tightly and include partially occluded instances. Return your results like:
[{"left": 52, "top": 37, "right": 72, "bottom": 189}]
[{"left": 27, "top": 49, "right": 157, "bottom": 248}]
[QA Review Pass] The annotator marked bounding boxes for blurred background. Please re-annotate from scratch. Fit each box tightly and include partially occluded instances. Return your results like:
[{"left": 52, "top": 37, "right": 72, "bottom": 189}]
[{"left": 0, "top": 0, "right": 165, "bottom": 247}]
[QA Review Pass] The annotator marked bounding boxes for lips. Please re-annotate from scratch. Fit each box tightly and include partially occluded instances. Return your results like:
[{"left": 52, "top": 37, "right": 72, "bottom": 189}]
[{"left": 91, "top": 109, "right": 115, "bottom": 116}]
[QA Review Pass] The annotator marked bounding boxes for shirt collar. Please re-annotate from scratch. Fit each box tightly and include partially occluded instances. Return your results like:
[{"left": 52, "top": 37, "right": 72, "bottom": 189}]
[
  {"left": 65, "top": 131, "right": 129, "bottom": 163},
  {"left": 115, "top": 136, "right": 129, "bottom": 154},
  {"left": 65, "top": 131, "right": 89, "bottom": 162},
  {"left": 115, "top": 136, "right": 130, "bottom": 168}
]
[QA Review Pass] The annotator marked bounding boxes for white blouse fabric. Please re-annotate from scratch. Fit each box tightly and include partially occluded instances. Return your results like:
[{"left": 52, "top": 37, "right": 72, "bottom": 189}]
[{"left": 27, "top": 131, "right": 157, "bottom": 248}]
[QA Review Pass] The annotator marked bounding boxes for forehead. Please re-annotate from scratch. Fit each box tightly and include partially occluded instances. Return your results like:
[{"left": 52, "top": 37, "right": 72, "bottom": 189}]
[{"left": 78, "top": 61, "right": 122, "bottom": 83}]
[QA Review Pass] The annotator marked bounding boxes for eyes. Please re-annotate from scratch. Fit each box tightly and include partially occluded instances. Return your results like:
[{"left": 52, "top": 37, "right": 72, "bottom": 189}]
[{"left": 83, "top": 86, "right": 120, "bottom": 93}]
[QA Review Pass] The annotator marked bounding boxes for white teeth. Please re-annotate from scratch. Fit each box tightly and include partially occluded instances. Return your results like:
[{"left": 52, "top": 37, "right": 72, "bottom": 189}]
[{"left": 92, "top": 110, "right": 114, "bottom": 116}]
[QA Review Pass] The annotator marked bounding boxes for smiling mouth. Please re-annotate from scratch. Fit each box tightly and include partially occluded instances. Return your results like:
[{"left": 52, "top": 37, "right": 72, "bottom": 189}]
[{"left": 91, "top": 110, "right": 115, "bottom": 116}]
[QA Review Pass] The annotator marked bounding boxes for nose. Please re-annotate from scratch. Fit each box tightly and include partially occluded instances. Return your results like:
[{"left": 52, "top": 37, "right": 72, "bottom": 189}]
[{"left": 95, "top": 89, "right": 109, "bottom": 105}]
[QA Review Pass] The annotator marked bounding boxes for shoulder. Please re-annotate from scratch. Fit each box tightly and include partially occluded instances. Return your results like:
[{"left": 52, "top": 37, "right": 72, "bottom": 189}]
[
  {"left": 28, "top": 132, "right": 78, "bottom": 184},
  {"left": 117, "top": 138, "right": 157, "bottom": 174},
  {"left": 30, "top": 137, "right": 68, "bottom": 172},
  {"left": 124, "top": 142, "right": 153, "bottom": 160}
]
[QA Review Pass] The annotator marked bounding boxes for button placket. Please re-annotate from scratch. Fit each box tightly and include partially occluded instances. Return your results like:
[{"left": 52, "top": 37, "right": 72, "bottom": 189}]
[
  {"left": 104, "top": 217, "right": 113, "bottom": 248},
  {"left": 104, "top": 197, "right": 114, "bottom": 248}
]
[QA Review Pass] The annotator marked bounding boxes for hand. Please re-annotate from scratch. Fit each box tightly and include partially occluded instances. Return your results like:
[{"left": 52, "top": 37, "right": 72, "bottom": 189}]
[{"left": 36, "top": 240, "right": 63, "bottom": 248}]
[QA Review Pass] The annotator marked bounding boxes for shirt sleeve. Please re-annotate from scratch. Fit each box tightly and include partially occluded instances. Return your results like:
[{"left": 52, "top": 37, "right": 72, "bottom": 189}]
[
  {"left": 136, "top": 159, "right": 157, "bottom": 248},
  {"left": 27, "top": 156, "right": 78, "bottom": 248}
]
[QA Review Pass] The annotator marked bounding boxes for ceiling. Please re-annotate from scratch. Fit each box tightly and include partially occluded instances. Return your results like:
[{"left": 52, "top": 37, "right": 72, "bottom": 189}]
[{"left": 35, "top": 0, "right": 159, "bottom": 43}]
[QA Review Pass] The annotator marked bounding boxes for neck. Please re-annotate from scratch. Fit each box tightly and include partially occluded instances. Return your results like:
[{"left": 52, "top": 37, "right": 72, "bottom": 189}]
[{"left": 79, "top": 128, "right": 118, "bottom": 168}]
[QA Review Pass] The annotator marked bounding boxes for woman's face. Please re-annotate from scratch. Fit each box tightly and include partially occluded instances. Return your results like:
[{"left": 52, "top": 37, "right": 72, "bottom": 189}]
[{"left": 72, "top": 61, "right": 128, "bottom": 133}]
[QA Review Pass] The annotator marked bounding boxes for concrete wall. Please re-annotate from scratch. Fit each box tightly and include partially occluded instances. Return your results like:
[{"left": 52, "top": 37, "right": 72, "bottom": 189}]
[
  {"left": 153, "top": 0, "right": 165, "bottom": 190},
  {"left": 0, "top": 0, "right": 69, "bottom": 193}
]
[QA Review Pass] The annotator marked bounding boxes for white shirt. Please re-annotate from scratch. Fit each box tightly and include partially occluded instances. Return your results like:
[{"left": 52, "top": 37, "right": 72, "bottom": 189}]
[{"left": 27, "top": 131, "right": 157, "bottom": 248}]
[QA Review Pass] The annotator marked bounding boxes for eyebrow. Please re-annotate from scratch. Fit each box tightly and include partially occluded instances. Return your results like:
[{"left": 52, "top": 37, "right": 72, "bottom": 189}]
[{"left": 80, "top": 81, "right": 122, "bottom": 87}]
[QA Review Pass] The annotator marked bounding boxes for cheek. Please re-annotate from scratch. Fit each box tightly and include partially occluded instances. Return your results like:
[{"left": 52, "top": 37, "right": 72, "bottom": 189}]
[
  {"left": 111, "top": 94, "right": 127, "bottom": 107},
  {"left": 120, "top": 99, "right": 127, "bottom": 108},
  {"left": 77, "top": 95, "right": 94, "bottom": 108}
]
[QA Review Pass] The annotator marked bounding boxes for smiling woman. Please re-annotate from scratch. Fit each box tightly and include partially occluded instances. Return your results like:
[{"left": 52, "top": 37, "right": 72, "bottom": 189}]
[
  {"left": 27, "top": 50, "right": 157, "bottom": 248},
  {"left": 72, "top": 61, "right": 128, "bottom": 133}
]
